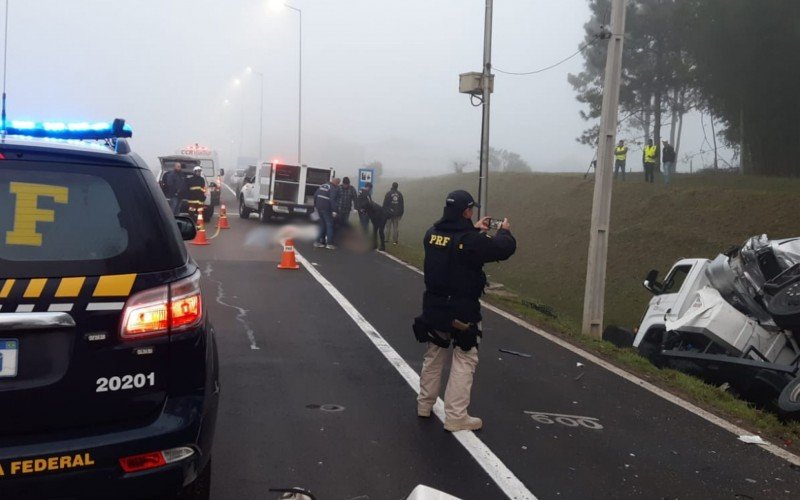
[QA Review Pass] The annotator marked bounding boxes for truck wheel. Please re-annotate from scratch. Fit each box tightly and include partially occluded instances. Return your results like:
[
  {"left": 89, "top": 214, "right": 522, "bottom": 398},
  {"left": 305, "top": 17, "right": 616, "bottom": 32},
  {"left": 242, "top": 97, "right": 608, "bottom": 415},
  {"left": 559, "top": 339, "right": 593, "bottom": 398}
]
[
  {"left": 258, "top": 204, "right": 271, "bottom": 224},
  {"left": 778, "top": 377, "right": 800, "bottom": 414},
  {"left": 204, "top": 205, "right": 214, "bottom": 221},
  {"left": 602, "top": 325, "right": 635, "bottom": 348},
  {"left": 637, "top": 328, "right": 665, "bottom": 367},
  {"left": 239, "top": 197, "right": 251, "bottom": 219}
]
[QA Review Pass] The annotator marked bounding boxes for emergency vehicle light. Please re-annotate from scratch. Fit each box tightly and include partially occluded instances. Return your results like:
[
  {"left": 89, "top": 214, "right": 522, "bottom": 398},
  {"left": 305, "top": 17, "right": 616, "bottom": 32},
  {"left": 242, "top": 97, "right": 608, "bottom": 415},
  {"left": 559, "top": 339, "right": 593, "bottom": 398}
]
[{"left": 2, "top": 118, "right": 132, "bottom": 140}]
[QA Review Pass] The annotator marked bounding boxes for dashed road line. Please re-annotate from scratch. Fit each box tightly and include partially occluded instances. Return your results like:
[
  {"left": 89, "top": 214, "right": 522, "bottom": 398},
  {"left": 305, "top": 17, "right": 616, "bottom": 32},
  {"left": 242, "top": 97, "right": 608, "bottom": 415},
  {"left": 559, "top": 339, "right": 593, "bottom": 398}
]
[
  {"left": 295, "top": 250, "right": 537, "bottom": 500},
  {"left": 223, "top": 182, "right": 237, "bottom": 197},
  {"left": 379, "top": 251, "right": 800, "bottom": 467}
]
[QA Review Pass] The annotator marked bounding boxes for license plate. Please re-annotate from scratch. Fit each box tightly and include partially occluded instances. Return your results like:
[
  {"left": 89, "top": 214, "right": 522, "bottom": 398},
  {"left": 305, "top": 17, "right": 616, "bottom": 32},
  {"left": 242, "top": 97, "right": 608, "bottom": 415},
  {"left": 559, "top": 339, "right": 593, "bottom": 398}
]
[
  {"left": 293, "top": 207, "right": 307, "bottom": 214},
  {"left": 273, "top": 206, "right": 290, "bottom": 214},
  {"left": 0, "top": 339, "right": 19, "bottom": 378}
]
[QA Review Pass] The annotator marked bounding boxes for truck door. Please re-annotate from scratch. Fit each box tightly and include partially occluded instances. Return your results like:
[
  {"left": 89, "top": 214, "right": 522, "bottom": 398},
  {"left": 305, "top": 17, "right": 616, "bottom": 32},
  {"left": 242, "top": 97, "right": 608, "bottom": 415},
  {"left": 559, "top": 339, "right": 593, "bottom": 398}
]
[
  {"left": 305, "top": 168, "right": 332, "bottom": 206},
  {"left": 241, "top": 165, "right": 257, "bottom": 208},
  {"left": 258, "top": 163, "right": 273, "bottom": 200},
  {"left": 272, "top": 164, "right": 301, "bottom": 204}
]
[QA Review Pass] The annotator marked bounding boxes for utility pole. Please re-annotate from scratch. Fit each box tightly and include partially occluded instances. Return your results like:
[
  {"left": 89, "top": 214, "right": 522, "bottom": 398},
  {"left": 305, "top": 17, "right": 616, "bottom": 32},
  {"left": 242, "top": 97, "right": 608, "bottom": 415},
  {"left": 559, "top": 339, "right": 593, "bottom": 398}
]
[
  {"left": 581, "top": 0, "right": 627, "bottom": 338},
  {"left": 477, "top": 0, "right": 493, "bottom": 219}
]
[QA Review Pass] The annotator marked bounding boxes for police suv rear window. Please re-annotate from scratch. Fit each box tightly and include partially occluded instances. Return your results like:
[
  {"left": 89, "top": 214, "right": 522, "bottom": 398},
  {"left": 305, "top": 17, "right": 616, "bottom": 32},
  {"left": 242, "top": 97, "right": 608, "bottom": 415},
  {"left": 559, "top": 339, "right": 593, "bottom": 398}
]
[{"left": 0, "top": 161, "right": 184, "bottom": 278}]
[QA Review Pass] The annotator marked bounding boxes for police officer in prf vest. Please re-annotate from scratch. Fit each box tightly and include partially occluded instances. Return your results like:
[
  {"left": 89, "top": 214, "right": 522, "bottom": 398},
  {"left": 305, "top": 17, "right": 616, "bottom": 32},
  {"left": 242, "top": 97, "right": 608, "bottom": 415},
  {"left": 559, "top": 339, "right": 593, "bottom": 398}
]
[{"left": 414, "top": 190, "right": 516, "bottom": 432}]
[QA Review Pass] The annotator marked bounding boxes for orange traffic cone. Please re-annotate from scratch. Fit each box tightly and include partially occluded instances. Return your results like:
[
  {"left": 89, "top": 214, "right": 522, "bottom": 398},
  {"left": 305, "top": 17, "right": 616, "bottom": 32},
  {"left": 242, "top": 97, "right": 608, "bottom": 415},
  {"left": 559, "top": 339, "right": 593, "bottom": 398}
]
[
  {"left": 191, "top": 211, "right": 210, "bottom": 246},
  {"left": 217, "top": 204, "right": 230, "bottom": 229},
  {"left": 277, "top": 239, "right": 300, "bottom": 269}
]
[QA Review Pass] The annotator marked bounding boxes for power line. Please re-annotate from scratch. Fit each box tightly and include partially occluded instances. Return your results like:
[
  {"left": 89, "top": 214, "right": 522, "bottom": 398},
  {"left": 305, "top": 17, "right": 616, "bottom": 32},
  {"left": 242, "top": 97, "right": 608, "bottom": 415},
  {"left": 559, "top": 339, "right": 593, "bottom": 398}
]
[{"left": 494, "top": 35, "right": 601, "bottom": 76}]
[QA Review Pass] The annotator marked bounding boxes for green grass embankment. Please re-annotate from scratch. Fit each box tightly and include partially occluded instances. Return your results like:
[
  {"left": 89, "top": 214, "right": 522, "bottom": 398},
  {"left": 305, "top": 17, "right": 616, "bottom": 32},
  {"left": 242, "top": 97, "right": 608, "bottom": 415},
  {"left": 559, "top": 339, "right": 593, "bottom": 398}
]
[
  {"left": 384, "top": 171, "right": 800, "bottom": 446},
  {"left": 390, "top": 171, "right": 800, "bottom": 329}
]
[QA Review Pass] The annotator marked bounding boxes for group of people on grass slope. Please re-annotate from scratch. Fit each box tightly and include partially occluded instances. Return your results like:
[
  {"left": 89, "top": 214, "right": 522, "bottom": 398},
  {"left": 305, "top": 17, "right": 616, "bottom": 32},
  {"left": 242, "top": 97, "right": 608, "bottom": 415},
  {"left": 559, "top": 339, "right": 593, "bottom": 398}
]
[{"left": 613, "top": 138, "right": 676, "bottom": 184}]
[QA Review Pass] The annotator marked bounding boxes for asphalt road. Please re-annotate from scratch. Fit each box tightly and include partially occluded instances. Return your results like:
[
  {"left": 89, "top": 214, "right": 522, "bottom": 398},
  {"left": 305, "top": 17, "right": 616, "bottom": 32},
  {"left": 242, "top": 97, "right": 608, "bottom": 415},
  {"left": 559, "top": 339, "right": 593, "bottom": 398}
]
[{"left": 190, "top": 194, "right": 800, "bottom": 500}]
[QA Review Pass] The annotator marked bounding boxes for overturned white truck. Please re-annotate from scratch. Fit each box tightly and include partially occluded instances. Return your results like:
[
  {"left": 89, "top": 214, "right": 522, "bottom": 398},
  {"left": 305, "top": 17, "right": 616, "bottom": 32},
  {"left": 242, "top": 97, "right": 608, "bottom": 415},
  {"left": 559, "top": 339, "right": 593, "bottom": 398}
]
[{"left": 616, "top": 235, "right": 800, "bottom": 415}]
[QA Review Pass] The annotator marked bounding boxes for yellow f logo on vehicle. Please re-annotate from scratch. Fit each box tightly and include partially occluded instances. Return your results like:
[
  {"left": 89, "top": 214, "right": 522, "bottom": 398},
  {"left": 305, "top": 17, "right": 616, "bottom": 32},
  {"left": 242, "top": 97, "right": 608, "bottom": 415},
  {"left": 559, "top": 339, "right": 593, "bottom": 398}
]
[{"left": 5, "top": 182, "right": 69, "bottom": 247}]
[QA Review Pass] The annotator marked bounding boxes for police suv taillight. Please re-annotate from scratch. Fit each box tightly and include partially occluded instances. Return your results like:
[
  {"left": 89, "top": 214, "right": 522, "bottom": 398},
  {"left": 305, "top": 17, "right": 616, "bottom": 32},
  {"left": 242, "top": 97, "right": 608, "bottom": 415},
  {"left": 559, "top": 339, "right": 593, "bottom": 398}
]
[{"left": 120, "top": 272, "right": 203, "bottom": 340}]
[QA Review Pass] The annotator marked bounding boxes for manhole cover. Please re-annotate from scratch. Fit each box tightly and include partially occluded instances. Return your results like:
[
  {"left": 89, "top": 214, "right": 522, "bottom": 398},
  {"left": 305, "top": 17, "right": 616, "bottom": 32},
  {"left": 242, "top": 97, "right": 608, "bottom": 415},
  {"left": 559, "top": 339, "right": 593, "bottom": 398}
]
[{"left": 319, "top": 404, "right": 345, "bottom": 412}]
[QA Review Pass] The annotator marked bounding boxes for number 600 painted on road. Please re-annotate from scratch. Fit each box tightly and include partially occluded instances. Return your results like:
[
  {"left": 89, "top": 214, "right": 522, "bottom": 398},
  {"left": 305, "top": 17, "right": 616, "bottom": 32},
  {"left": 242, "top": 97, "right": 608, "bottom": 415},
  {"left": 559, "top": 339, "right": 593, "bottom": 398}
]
[{"left": 524, "top": 411, "right": 604, "bottom": 430}]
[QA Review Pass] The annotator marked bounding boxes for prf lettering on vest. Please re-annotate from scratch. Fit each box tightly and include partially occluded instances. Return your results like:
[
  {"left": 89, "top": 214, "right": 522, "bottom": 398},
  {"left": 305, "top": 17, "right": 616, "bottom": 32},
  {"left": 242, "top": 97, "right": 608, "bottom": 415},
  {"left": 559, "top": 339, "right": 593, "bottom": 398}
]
[
  {"left": 428, "top": 234, "right": 451, "bottom": 247},
  {"left": 1, "top": 453, "right": 95, "bottom": 476},
  {"left": 5, "top": 182, "right": 69, "bottom": 247}
]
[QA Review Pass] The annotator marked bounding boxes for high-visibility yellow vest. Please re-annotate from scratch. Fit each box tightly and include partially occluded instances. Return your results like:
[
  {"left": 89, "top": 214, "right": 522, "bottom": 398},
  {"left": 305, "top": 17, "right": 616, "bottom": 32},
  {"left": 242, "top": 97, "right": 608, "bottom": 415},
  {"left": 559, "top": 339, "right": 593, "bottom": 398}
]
[
  {"left": 644, "top": 145, "right": 658, "bottom": 164},
  {"left": 615, "top": 146, "right": 628, "bottom": 161}
]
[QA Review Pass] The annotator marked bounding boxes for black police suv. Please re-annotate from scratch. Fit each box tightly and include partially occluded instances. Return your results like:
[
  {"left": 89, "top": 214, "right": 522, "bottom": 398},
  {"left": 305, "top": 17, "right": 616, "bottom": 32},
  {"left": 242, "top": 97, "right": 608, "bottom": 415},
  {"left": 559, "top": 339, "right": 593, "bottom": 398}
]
[{"left": 0, "top": 121, "right": 219, "bottom": 499}]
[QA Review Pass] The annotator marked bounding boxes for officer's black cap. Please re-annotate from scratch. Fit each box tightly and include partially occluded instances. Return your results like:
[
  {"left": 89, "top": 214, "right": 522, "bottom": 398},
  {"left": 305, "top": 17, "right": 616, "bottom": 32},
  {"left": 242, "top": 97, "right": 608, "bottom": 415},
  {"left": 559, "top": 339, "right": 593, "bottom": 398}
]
[{"left": 445, "top": 190, "right": 480, "bottom": 212}]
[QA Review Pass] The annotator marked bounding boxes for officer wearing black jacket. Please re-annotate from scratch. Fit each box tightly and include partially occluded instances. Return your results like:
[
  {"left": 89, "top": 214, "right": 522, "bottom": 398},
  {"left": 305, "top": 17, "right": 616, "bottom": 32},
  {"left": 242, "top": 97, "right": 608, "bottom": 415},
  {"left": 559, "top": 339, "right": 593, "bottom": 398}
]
[{"left": 414, "top": 190, "right": 516, "bottom": 432}]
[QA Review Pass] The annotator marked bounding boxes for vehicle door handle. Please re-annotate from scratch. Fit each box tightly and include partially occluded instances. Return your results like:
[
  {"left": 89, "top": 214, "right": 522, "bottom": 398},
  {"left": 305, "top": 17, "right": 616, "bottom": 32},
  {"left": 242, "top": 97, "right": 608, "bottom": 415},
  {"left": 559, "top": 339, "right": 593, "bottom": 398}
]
[{"left": 0, "top": 312, "right": 76, "bottom": 331}]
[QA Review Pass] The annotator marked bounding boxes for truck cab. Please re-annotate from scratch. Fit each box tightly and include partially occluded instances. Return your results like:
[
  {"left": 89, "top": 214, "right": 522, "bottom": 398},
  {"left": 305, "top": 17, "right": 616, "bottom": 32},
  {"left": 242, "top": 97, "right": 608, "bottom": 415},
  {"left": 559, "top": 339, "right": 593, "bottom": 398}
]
[
  {"left": 633, "top": 258, "right": 710, "bottom": 354},
  {"left": 239, "top": 162, "right": 333, "bottom": 222}
]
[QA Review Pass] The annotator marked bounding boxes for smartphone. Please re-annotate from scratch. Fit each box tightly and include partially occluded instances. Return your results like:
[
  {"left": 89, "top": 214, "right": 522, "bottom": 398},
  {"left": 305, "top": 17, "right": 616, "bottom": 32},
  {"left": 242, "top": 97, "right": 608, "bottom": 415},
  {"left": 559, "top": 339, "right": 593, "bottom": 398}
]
[{"left": 488, "top": 218, "right": 504, "bottom": 230}]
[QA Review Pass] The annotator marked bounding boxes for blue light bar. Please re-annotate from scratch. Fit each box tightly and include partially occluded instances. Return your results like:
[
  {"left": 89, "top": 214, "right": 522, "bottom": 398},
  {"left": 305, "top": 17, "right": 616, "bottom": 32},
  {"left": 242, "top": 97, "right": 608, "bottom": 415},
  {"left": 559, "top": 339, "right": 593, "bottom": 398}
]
[{"left": 2, "top": 118, "right": 132, "bottom": 140}]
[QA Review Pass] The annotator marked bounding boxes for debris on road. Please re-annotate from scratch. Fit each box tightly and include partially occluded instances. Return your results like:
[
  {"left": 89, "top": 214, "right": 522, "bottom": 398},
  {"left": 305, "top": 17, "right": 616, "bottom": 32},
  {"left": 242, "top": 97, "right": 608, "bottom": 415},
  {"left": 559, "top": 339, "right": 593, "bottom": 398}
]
[
  {"left": 498, "top": 348, "right": 532, "bottom": 358},
  {"left": 738, "top": 435, "right": 768, "bottom": 445}
]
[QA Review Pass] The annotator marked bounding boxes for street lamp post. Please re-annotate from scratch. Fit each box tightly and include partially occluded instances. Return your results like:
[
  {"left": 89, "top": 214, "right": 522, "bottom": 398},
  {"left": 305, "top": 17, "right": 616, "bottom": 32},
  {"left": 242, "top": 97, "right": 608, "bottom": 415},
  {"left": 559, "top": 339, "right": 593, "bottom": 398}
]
[
  {"left": 2, "top": 0, "right": 11, "bottom": 132},
  {"left": 285, "top": 4, "right": 302, "bottom": 165},
  {"left": 232, "top": 78, "right": 244, "bottom": 158},
  {"left": 246, "top": 67, "right": 265, "bottom": 160},
  {"left": 269, "top": 1, "right": 302, "bottom": 165}
]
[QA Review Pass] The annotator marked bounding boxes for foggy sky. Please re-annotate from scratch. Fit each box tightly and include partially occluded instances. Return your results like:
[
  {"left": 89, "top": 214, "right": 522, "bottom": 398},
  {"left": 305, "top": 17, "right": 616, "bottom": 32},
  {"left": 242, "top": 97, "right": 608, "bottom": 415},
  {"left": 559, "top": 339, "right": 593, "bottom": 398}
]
[{"left": 5, "top": 0, "right": 730, "bottom": 178}]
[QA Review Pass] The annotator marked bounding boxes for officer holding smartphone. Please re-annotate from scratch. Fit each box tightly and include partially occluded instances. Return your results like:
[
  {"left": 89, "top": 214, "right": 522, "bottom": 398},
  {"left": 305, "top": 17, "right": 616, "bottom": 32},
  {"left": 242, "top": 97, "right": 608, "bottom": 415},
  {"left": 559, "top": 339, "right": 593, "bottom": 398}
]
[{"left": 414, "top": 190, "right": 516, "bottom": 431}]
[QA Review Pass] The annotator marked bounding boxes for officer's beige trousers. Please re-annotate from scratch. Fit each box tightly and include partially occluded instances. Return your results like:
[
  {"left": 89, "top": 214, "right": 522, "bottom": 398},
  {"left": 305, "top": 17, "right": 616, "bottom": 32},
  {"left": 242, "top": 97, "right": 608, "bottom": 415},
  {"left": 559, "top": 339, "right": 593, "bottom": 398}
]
[{"left": 417, "top": 339, "right": 479, "bottom": 421}]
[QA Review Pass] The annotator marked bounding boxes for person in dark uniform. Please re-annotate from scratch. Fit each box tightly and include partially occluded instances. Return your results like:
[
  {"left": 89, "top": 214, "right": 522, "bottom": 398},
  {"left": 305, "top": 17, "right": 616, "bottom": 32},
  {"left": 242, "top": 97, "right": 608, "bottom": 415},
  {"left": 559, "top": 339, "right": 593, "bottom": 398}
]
[
  {"left": 162, "top": 162, "right": 188, "bottom": 215},
  {"left": 414, "top": 190, "right": 516, "bottom": 432},
  {"left": 186, "top": 166, "right": 206, "bottom": 220},
  {"left": 362, "top": 196, "right": 387, "bottom": 251},
  {"left": 356, "top": 183, "right": 373, "bottom": 234}
]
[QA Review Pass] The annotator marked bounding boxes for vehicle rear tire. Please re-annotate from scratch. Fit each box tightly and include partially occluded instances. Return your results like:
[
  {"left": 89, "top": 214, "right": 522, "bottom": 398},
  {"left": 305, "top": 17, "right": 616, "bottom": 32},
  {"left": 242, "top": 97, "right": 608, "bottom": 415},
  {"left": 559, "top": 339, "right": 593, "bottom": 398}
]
[
  {"left": 258, "top": 204, "right": 271, "bottom": 223},
  {"left": 239, "top": 197, "right": 251, "bottom": 219},
  {"left": 637, "top": 328, "right": 665, "bottom": 367},
  {"left": 602, "top": 325, "right": 635, "bottom": 348},
  {"left": 204, "top": 205, "right": 214, "bottom": 222},
  {"left": 778, "top": 377, "right": 800, "bottom": 414},
  {"left": 179, "top": 459, "right": 211, "bottom": 500}
]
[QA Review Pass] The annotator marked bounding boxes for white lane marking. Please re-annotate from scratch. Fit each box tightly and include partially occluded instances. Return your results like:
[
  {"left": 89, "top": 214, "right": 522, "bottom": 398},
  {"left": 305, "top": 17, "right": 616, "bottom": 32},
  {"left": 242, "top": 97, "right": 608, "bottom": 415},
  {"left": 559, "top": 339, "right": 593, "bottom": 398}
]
[
  {"left": 223, "top": 182, "right": 237, "bottom": 197},
  {"left": 203, "top": 263, "right": 259, "bottom": 350},
  {"left": 86, "top": 302, "right": 125, "bottom": 311},
  {"left": 16, "top": 304, "right": 34, "bottom": 312},
  {"left": 382, "top": 251, "right": 424, "bottom": 276},
  {"left": 48, "top": 303, "right": 74, "bottom": 312},
  {"left": 380, "top": 252, "right": 800, "bottom": 467},
  {"left": 295, "top": 251, "right": 536, "bottom": 500}
]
